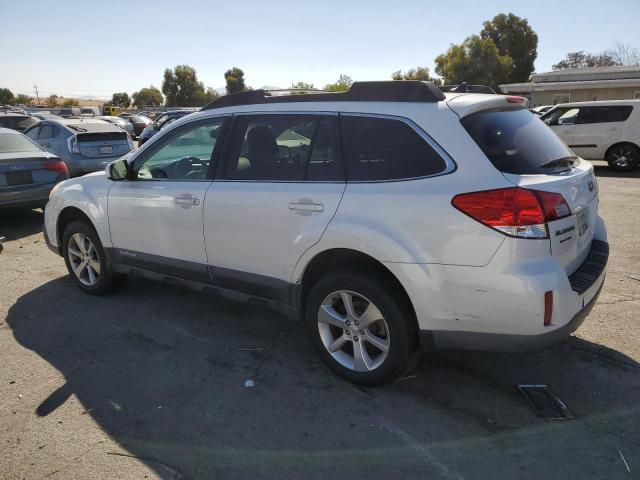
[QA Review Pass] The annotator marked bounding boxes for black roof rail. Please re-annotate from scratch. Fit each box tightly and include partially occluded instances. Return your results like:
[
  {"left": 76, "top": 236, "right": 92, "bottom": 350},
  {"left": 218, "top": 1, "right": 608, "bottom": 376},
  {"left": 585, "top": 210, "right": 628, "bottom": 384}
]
[
  {"left": 438, "top": 83, "right": 496, "bottom": 94},
  {"left": 202, "top": 81, "right": 445, "bottom": 110}
]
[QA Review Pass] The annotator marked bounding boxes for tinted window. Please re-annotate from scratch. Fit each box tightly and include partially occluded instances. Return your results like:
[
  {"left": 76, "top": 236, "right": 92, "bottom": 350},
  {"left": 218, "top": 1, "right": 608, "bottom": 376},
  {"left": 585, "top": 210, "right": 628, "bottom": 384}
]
[
  {"left": 577, "top": 106, "right": 633, "bottom": 124},
  {"left": 38, "top": 124, "right": 57, "bottom": 138},
  {"left": 135, "top": 118, "right": 225, "bottom": 180},
  {"left": 462, "top": 108, "right": 576, "bottom": 174},
  {"left": 341, "top": 116, "right": 446, "bottom": 181},
  {"left": 24, "top": 126, "right": 40, "bottom": 140},
  {"left": 0, "top": 116, "right": 37, "bottom": 131},
  {"left": 542, "top": 107, "right": 579, "bottom": 126},
  {"left": 0, "top": 133, "right": 43, "bottom": 153},
  {"left": 225, "top": 115, "right": 343, "bottom": 181}
]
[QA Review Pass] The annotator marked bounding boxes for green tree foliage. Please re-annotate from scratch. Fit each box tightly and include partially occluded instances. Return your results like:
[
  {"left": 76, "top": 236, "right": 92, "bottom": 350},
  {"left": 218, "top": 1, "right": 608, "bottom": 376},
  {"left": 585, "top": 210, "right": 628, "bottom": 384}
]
[
  {"left": 132, "top": 86, "right": 164, "bottom": 107},
  {"left": 435, "top": 35, "right": 512, "bottom": 90},
  {"left": 14, "top": 94, "right": 32, "bottom": 105},
  {"left": 111, "top": 92, "right": 131, "bottom": 108},
  {"left": 61, "top": 98, "right": 80, "bottom": 107},
  {"left": 46, "top": 95, "right": 59, "bottom": 107},
  {"left": 552, "top": 51, "right": 620, "bottom": 70},
  {"left": 324, "top": 74, "right": 353, "bottom": 92},
  {"left": 391, "top": 67, "right": 442, "bottom": 85},
  {"left": 480, "top": 13, "right": 538, "bottom": 82},
  {"left": 224, "top": 67, "right": 247, "bottom": 95},
  {"left": 203, "top": 87, "right": 219, "bottom": 103},
  {"left": 0, "top": 88, "right": 14, "bottom": 105},
  {"left": 163, "top": 65, "right": 208, "bottom": 106}
]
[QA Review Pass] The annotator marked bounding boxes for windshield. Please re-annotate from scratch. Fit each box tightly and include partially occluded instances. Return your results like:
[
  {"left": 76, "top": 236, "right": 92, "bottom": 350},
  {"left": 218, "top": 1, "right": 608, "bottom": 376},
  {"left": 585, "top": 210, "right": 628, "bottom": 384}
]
[
  {"left": 0, "top": 132, "right": 43, "bottom": 153},
  {"left": 461, "top": 108, "right": 576, "bottom": 174}
]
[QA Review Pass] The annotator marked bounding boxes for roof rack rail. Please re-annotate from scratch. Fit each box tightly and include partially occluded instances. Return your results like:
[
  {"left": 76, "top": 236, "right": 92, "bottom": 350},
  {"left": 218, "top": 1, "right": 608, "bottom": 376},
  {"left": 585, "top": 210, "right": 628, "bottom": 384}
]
[
  {"left": 202, "top": 81, "right": 445, "bottom": 110},
  {"left": 438, "top": 83, "right": 497, "bottom": 94}
]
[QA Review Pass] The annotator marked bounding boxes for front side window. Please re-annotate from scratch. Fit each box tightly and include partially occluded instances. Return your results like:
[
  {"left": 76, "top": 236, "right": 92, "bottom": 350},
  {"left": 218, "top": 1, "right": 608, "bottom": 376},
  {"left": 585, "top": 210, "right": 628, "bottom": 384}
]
[
  {"left": 542, "top": 107, "right": 579, "bottom": 126},
  {"left": 341, "top": 115, "right": 447, "bottom": 181},
  {"left": 225, "top": 114, "right": 343, "bottom": 181},
  {"left": 134, "top": 118, "right": 226, "bottom": 181}
]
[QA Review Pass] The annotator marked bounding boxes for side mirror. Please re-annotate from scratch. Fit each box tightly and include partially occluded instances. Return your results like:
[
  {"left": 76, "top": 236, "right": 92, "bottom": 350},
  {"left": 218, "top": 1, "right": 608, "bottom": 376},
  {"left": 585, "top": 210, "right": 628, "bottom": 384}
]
[
  {"left": 153, "top": 123, "right": 159, "bottom": 131},
  {"left": 106, "top": 158, "right": 130, "bottom": 181}
]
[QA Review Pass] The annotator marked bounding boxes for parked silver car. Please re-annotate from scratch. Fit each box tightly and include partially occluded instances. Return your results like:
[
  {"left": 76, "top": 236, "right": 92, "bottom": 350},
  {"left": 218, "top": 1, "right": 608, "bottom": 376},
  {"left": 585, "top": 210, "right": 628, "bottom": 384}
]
[
  {"left": 95, "top": 115, "right": 135, "bottom": 136},
  {"left": 23, "top": 119, "right": 134, "bottom": 177},
  {"left": 0, "top": 128, "right": 68, "bottom": 209}
]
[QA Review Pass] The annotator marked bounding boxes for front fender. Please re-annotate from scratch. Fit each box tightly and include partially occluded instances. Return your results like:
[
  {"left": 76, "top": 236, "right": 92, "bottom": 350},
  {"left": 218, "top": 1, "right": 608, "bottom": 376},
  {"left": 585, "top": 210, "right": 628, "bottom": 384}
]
[{"left": 46, "top": 173, "right": 112, "bottom": 249}]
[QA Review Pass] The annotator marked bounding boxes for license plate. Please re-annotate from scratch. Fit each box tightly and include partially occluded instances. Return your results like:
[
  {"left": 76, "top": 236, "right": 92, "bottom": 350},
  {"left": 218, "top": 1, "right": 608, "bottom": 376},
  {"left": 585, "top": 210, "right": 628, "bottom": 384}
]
[
  {"left": 99, "top": 146, "right": 113, "bottom": 154},
  {"left": 577, "top": 209, "right": 589, "bottom": 237},
  {"left": 6, "top": 170, "right": 33, "bottom": 186}
]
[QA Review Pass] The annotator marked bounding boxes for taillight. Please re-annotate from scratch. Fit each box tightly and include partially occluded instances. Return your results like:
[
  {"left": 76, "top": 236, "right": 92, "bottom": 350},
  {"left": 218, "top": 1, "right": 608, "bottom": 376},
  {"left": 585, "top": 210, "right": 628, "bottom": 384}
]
[
  {"left": 506, "top": 96, "right": 526, "bottom": 104},
  {"left": 66, "top": 135, "right": 80, "bottom": 154},
  {"left": 452, "top": 187, "right": 571, "bottom": 239},
  {"left": 43, "top": 160, "right": 69, "bottom": 176}
]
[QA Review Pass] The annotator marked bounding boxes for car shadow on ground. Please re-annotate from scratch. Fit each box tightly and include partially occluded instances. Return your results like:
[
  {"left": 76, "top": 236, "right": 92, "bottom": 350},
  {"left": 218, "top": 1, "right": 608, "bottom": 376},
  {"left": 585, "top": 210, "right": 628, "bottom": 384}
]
[
  {"left": 0, "top": 208, "right": 43, "bottom": 242},
  {"left": 592, "top": 163, "right": 640, "bottom": 179},
  {"left": 7, "top": 276, "right": 640, "bottom": 480}
]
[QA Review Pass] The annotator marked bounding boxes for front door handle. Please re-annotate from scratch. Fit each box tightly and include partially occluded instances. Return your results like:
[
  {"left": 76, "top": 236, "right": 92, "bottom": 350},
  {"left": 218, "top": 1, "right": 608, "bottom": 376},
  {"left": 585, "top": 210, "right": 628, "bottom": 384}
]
[
  {"left": 174, "top": 194, "right": 200, "bottom": 206},
  {"left": 289, "top": 200, "right": 324, "bottom": 215}
]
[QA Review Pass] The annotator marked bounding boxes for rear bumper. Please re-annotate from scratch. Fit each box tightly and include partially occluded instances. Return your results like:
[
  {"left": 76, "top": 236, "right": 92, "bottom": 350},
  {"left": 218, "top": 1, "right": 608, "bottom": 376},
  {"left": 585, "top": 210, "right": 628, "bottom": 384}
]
[{"left": 0, "top": 183, "right": 54, "bottom": 209}]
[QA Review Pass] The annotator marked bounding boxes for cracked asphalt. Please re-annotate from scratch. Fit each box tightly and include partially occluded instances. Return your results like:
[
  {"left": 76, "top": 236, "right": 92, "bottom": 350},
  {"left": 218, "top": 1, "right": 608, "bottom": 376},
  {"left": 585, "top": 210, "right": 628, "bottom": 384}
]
[{"left": 0, "top": 161, "right": 639, "bottom": 479}]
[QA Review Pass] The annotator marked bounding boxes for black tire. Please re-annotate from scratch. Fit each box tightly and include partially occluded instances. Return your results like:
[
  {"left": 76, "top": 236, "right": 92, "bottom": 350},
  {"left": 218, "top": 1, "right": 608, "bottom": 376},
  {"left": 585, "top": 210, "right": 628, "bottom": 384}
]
[
  {"left": 606, "top": 143, "right": 640, "bottom": 172},
  {"left": 305, "top": 271, "right": 416, "bottom": 386},
  {"left": 61, "top": 220, "right": 124, "bottom": 295}
]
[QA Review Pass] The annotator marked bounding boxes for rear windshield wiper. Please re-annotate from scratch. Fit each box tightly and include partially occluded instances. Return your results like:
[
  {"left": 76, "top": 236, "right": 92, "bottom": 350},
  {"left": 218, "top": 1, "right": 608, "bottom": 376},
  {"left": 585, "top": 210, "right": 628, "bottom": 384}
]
[{"left": 539, "top": 156, "right": 578, "bottom": 169}]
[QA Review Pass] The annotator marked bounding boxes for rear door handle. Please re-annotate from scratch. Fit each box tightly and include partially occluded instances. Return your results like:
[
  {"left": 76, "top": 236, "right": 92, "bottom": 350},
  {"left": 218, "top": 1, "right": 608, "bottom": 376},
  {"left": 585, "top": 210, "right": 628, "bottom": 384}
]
[
  {"left": 174, "top": 194, "right": 200, "bottom": 206},
  {"left": 289, "top": 200, "right": 324, "bottom": 214}
]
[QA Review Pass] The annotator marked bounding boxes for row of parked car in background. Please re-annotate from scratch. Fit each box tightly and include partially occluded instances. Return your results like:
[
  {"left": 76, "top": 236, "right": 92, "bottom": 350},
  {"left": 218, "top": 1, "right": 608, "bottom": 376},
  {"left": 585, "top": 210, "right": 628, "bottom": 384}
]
[{"left": 0, "top": 90, "right": 639, "bottom": 211}]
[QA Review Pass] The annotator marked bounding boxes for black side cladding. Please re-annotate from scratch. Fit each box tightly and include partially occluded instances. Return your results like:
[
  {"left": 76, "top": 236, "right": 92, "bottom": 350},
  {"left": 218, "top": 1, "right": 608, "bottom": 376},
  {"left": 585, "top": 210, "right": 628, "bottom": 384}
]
[
  {"left": 202, "top": 81, "right": 446, "bottom": 110},
  {"left": 568, "top": 240, "right": 609, "bottom": 295}
]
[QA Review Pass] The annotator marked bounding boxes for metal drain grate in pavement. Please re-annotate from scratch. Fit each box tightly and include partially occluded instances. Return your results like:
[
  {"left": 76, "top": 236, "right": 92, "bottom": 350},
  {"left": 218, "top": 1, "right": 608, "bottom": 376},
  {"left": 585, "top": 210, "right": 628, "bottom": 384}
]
[{"left": 518, "top": 384, "right": 574, "bottom": 420}]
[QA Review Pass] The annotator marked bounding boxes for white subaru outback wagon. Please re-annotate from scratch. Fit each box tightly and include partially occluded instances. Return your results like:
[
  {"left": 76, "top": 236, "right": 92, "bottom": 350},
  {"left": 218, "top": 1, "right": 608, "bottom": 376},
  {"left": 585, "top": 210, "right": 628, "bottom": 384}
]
[{"left": 43, "top": 81, "right": 608, "bottom": 385}]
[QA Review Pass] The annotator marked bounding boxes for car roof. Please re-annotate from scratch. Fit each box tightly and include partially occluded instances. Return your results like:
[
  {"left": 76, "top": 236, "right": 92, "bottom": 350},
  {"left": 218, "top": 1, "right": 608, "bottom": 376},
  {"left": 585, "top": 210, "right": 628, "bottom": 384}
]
[{"left": 48, "top": 118, "right": 122, "bottom": 132}]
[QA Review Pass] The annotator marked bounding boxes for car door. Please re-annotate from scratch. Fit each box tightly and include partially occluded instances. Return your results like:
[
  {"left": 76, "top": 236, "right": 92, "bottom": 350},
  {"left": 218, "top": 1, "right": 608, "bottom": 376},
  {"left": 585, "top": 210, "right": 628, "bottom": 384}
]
[
  {"left": 108, "top": 116, "right": 229, "bottom": 282},
  {"left": 543, "top": 107, "right": 578, "bottom": 147},
  {"left": 572, "top": 106, "right": 628, "bottom": 159},
  {"left": 203, "top": 113, "right": 346, "bottom": 302},
  {"left": 36, "top": 123, "right": 60, "bottom": 155}
]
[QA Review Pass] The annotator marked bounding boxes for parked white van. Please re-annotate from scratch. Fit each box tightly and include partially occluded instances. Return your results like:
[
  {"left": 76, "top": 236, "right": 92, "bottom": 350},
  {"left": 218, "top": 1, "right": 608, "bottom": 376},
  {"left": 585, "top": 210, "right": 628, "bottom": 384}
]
[{"left": 542, "top": 100, "right": 640, "bottom": 171}]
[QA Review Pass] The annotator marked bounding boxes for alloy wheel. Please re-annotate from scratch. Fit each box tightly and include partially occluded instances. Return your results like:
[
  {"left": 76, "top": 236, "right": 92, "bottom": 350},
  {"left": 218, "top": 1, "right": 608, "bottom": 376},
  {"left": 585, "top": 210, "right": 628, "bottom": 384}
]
[
  {"left": 611, "top": 146, "right": 637, "bottom": 169},
  {"left": 317, "top": 290, "right": 390, "bottom": 372},
  {"left": 67, "top": 233, "right": 101, "bottom": 286}
]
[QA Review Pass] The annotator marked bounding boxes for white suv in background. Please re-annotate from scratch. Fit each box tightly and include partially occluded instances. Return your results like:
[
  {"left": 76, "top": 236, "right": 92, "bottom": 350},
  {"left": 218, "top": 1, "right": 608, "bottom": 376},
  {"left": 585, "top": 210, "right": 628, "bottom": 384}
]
[
  {"left": 542, "top": 100, "right": 640, "bottom": 171},
  {"left": 43, "top": 82, "right": 608, "bottom": 385}
]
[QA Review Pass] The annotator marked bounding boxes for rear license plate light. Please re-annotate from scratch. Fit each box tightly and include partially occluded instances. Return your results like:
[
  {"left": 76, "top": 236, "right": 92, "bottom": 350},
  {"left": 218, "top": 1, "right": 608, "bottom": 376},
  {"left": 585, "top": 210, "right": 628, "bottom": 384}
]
[{"left": 6, "top": 170, "right": 34, "bottom": 186}]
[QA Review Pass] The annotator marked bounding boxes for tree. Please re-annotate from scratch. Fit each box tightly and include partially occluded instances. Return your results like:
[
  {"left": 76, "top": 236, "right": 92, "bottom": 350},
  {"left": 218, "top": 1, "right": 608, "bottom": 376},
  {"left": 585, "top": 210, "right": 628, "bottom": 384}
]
[
  {"left": 552, "top": 51, "right": 620, "bottom": 70},
  {"left": 391, "top": 67, "right": 441, "bottom": 85},
  {"left": 162, "top": 65, "right": 207, "bottom": 106},
  {"left": 132, "top": 86, "right": 164, "bottom": 107},
  {"left": 224, "top": 67, "right": 247, "bottom": 95},
  {"left": 62, "top": 98, "right": 79, "bottom": 107},
  {"left": 291, "top": 81, "right": 315, "bottom": 90},
  {"left": 46, "top": 95, "right": 59, "bottom": 107},
  {"left": 324, "top": 74, "right": 353, "bottom": 92},
  {"left": 111, "top": 92, "right": 131, "bottom": 108},
  {"left": 435, "top": 35, "right": 512, "bottom": 90},
  {"left": 14, "top": 94, "right": 32, "bottom": 105},
  {"left": 606, "top": 42, "right": 640, "bottom": 66},
  {"left": 203, "top": 87, "right": 219, "bottom": 103},
  {"left": 0, "top": 88, "right": 14, "bottom": 105},
  {"left": 480, "top": 13, "right": 538, "bottom": 82}
]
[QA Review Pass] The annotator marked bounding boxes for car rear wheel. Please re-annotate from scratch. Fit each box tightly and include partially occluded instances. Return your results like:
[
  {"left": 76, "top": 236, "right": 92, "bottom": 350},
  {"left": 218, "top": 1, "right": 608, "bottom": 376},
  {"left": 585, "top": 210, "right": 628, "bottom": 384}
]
[
  {"left": 62, "top": 221, "right": 123, "bottom": 295},
  {"left": 606, "top": 143, "right": 639, "bottom": 171},
  {"left": 305, "top": 272, "right": 415, "bottom": 385}
]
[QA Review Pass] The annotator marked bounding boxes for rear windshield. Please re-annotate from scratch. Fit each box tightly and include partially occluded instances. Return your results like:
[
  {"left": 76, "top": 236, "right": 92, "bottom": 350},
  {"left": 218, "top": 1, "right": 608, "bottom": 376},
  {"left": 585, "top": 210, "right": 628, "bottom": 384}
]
[
  {"left": 0, "top": 133, "right": 42, "bottom": 153},
  {"left": 461, "top": 108, "right": 576, "bottom": 174},
  {"left": 131, "top": 115, "right": 150, "bottom": 123},
  {"left": 0, "top": 116, "right": 37, "bottom": 131}
]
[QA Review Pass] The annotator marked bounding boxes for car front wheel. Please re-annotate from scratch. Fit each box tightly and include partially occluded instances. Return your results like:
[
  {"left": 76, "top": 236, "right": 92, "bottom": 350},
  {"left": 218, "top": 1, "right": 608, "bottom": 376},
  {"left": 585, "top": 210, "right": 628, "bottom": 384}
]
[
  {"left": 62, "top": 221, "right": 122, "bottom": 295},
  {"left": 305, "top": 272, "right": 415, "bottom": 385}
]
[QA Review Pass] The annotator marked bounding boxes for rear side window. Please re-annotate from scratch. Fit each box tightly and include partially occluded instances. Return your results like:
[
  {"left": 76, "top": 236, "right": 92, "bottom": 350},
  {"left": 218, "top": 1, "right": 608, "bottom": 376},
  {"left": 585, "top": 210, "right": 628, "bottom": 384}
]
[
  {"left": 577, "top": 106, "right": 633, "bottom": 124},
  {"left": 38, "top": 124, "right": 57, "bottom": 139},
  {"left": 340, "top": 115, "right": 447, "bottom": 181},
  {"left": 462, "top": 108, "right": 576, "bottom": 175}
]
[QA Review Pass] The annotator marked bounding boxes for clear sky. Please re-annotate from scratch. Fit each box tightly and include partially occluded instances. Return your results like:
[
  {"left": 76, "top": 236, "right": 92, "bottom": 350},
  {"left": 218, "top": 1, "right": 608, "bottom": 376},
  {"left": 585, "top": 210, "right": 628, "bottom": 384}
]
[{"left": 1, "top": 0, "right": 639, "bottom": 99}]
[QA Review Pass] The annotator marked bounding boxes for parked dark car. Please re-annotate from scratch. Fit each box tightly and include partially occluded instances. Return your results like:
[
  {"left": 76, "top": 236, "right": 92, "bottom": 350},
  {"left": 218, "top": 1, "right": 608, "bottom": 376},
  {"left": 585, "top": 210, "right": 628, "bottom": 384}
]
[
  {"left": 0, "top": 128, "right": 68, "bottom": 209},
  {"left": 119, "top": 114, "right": 152, "bottom": 138},
  {"left": 137, "top": 110, "right": 195, "bottom": 146},
  {"left": 55, "top": 107, "right": 82, "bottom": 118},
  {"left": 0, "top": 113, "right": 38, "bottom": 132}
]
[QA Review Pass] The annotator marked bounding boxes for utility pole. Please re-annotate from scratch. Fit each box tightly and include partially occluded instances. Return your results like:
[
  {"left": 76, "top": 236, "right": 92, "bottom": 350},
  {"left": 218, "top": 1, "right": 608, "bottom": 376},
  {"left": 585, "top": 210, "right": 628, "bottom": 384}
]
[{"left": 33, "top": 84, "right": 40, "bottom": 105}]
